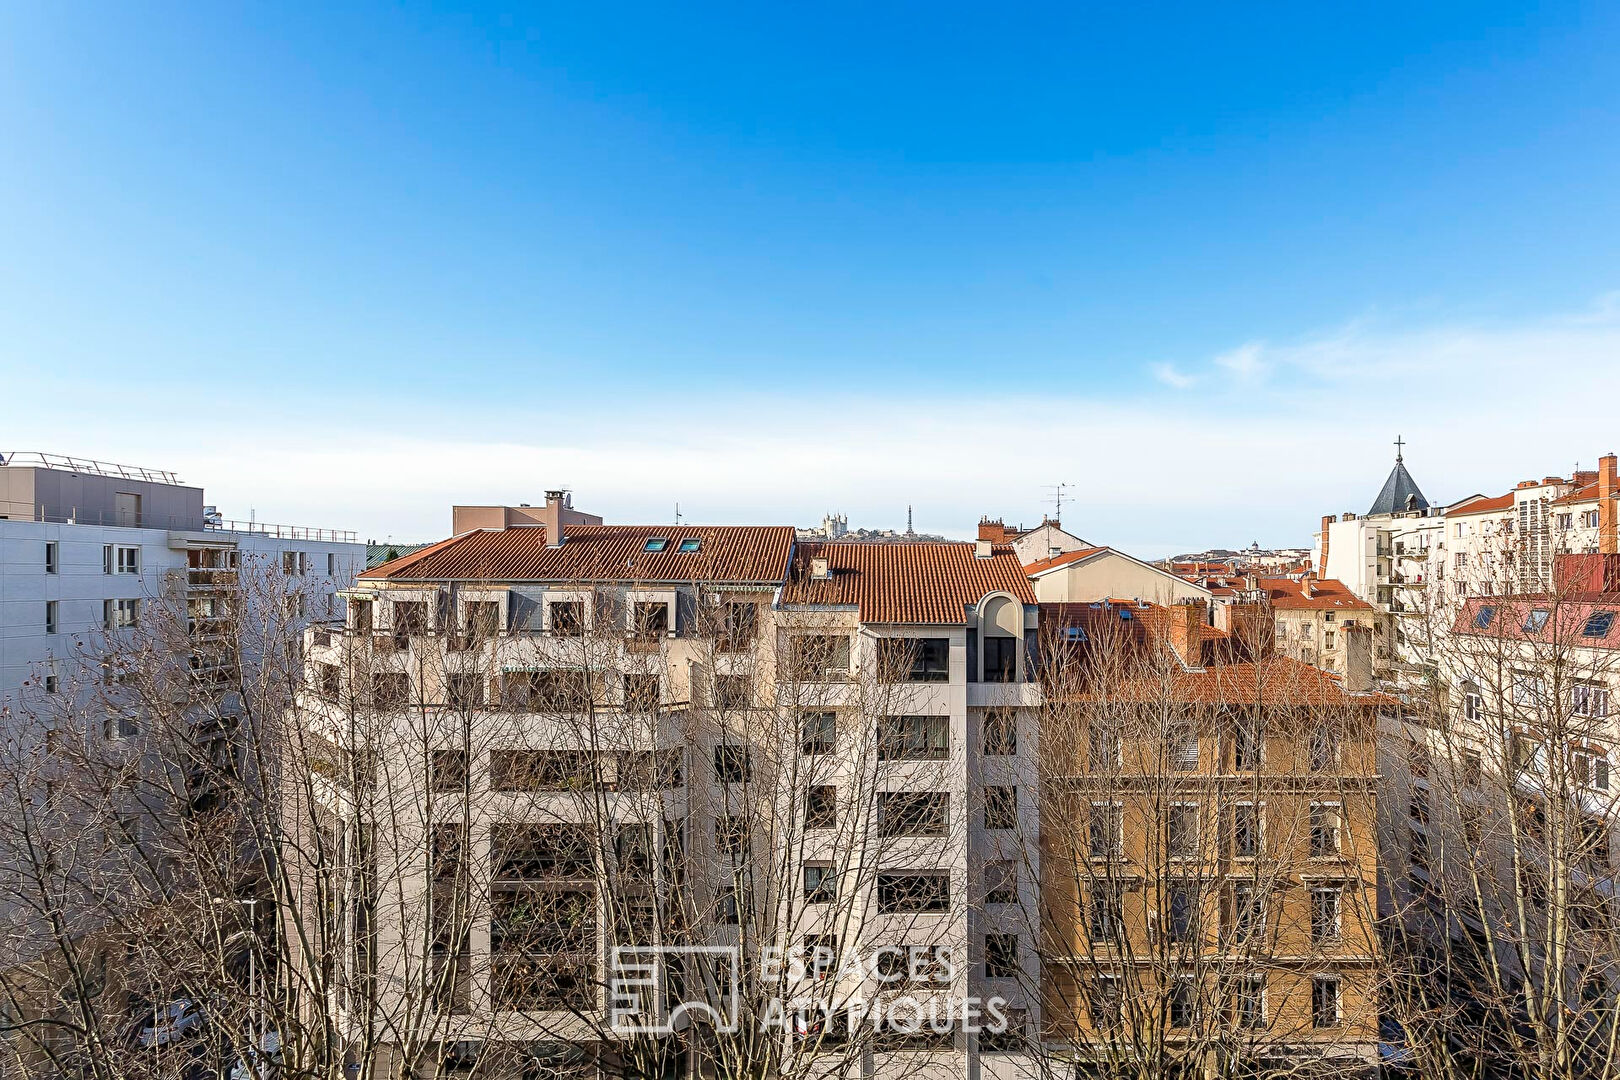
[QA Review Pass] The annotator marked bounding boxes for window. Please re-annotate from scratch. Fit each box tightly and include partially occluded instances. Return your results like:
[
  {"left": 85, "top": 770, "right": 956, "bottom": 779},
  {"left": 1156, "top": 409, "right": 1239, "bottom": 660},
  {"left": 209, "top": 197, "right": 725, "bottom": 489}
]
[
  {"left": 106, "top": 598, "right": 139, "bottom": 629},
  {"left": 879, "top": 715, "right": 948, "bottom": 760},
  {"left": 1474, "top": 606, "right": 1496, "bottom": 629},
  {"left": 1310, "top": 803, "right": 1341, "bottom": 857},
  {"left": 1168, "top": 804, "right": 1200, "bottom": 859},
  {"left": 787, "top": 634, "right": 850, "bottom": 680},
  {"left": 983, "top": 786, "right": 1016, "bottom": 830},
  {"left": 1312, "top": 977, "right": 1340, "bottom": 1028},
  {"left": 984, "top": 934, "right": 1018, "bottom": 979},
  {"left": 1230, "top": 883, "right": 1264, "bottom": 941},
  {"left": 713, "top": 745, "right": 751, "bottom": 784},
  {"left": 1523, "top": 608, "right": 1550, "bottom": 634},
  {"left": 1168, "top": 883, "right": 1197, "bottom": 942},
  {"left": 1311, "top": 887, "right": 1342, "bottom": 945},
  {"left": 548, "top": 601, "right": 583, "bottom": 635},
  {"left": 677, "top": 537, "right": 702, "bottom": 553},
  {"left": 800, "top": 712, "right": 836, "bottom": 755},
  {"left": 1308, "top": 726, "right": 1339, "bottom": 771},
  {"left": 44, "top": 674, "right": 59, "bottom": 695},
  {"left": 1233, "top": 976, "right": 1266, "bottom": 1029},
  {"left": 982, "top": 709, "right": 1017, "bottom": 755},
  {"left": 488, "top": 749, "right": 592, "bottom": 791},
  {"left": 1461, "top": 748, "right": 1483, "bottom": 786},
  {"left": 105, "top": 712, "right": 138, "bottom": 739},
  {"left": 102, "top": 545, "right": 113, "bottom": 574},
  {"left": 1170, "top": 978, "right": 1198, "bottom": 1029},
  {"left": 1088, "top": 883, "right": 1123, "bottom": 942},
  {"left": 805, "top": 785, "right": 837, "bottom": 830},
  {"left": 623, "top": 673, "right": 661, "bottom": 714},
  {"left": 713, "top": 674, "right": 751, "bottom": 709},
  {"left": 875, "top": 944, "right": 952, "bottom": 986},
  {"left": 1464, "top": 692, "right": 1484, "bottom": 722},
  {"left": 802, "top": 935, "right": 839, "bottom": 981},
  {"left": 980, "top": 1009, "right": 1027, "bottom": 1052},
  {"left": 877, "top": 637, "right": 950, "bottom": 682},
  {"left": 719, "top": 601, "right": 755, "bottom": 650},
  {"left": 1170, "top": 729, "right": 1199, "bottom": 770},
  {"left": 1089, "top": 974, "right": 1121, "bottom": 1026},
  {"left": 1060, "top": 625, "right": 1088, "bottom": 644},
  {"left": 446, "top": 671, "right": 484, "bottom": 707},
  {"left": 1572, "top": 684, "right": 1611, "bottom": 719},
  {"left": 643, "top": 537, "right": 668, "bottom": 552},
  {"left": 45, "top": 542, "right": 58, "bottom": 574},
  {"left": 984, "top": 861, "right": 1017, "bottom": 905},
  {"left": 631, "top": 602, "right": 669, "bottom": 640},
  {"left": 1572, "top": 746, "right": 1611, "bottom": 791},
  {"left": 45, "top": 601, "right": 58, "bottom": 635},
  {"left": 430, "top": 750, "right": 468, "bottom": 793},
  {"left": 1584, "top": 611, "right": 1617, "bottom": 638},
  {"left": 1232, "top": 713, "right": 1261, "bottom": 770},
  {"left": 1514, "top": 672, "right": 1547, "bottom": 706},
  {"left": 1089, "top": 802, "right": 1123, "bottom": 860},
  {"left": 716, "top": 816, "right": 749, "bottom": 857},
  {"left": 327, "top": 552, "right": 336, "bottom": 575},
  {"left": 983, "top": 636, "right": 1018, "bottom": 682},
  {"left": 876, "top": 872, "right": 950, "bottom": 913},
  {"left": 717, "top": 882, "right": 749, "bottom": 925},
  {"left": 1089, "top": 722, "right": 1122, "bottom": 769},
  {"left": 115, "top": 546, "right": 140, "bottom": 574},
  {"left": 1230, "top": 803, "right": 1260, "bottom": 858},
  {"left": 879, "top": 792, "right": 948, "bottom": 837}
]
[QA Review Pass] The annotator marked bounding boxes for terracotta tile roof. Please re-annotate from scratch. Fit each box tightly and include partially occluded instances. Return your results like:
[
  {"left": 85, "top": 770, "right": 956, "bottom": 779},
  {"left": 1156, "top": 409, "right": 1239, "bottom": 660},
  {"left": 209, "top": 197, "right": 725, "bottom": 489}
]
[
  {"left": 1452, "top": 596, "right": 1620, "bottom": 650},
  {"left": 360, "top": 524, "right": 795, "bottom": 584},
  {"left": 1553, "top": 482, "right": 1599, "bottom": 506},
  {"left": 782, "top": 542, "right": 1036, "bottom": 624},
  {"left": 1023, "top": 546, "right": 1108, "bottom": 575},
  {"left": 1448, "top": 492, "right": 1514, "bottom": 516},
  {"left": 1260, "top": 576, "right": 1373, "bottom": 612},
  {"left": 1075, "top": 654, "right": 1390, "bottom": 706}
]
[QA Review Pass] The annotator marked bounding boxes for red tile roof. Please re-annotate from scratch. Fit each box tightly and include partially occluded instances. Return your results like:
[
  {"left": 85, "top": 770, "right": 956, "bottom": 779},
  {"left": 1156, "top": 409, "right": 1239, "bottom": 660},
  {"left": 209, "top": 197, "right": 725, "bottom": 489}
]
[
  {"left": 1448, "top": 492, "right": 1515, "bottom": 516},
  {"left": 1553, "top": 482, "right": 1599, "bottom": 506},
  {"left": 1023, "top": 546, "right": 1108, "bottom": 575},
  {"left": 360, "top": 525, "right": 795, "bottom": 584},
  {"left": 781, "top": 542, "right": 1036, "bottom": 624},
  {"left": 1260, "top": 576, "right": 1373, "bottom": 612}
]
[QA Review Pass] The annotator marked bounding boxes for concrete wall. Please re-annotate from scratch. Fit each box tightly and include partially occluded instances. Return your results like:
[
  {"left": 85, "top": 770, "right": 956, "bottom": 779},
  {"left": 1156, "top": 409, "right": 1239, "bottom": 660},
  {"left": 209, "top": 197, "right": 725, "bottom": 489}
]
[
  {"left": 1030, "top": 551, "right": 1210, "bottom": 606},
  {"left": 0, "top": 466, "right": 204, "bottom": 529}
]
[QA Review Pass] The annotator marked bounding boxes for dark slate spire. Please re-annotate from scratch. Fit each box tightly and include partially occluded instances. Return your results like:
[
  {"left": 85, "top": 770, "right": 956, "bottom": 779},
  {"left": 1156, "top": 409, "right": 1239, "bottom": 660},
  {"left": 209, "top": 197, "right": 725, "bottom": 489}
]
[{"left": 1368, "top": 435, "right": 1429, "bottom": 516}]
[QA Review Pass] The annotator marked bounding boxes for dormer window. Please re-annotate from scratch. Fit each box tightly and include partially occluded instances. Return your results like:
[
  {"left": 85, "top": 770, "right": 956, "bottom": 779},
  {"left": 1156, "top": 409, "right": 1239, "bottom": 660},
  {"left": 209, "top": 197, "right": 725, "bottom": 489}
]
[
  {"left": 678, "top": 538, "right": 702, "bottom": 553},
  {"left": 644, "top": 538, "right": 669, "bottom": 552}
]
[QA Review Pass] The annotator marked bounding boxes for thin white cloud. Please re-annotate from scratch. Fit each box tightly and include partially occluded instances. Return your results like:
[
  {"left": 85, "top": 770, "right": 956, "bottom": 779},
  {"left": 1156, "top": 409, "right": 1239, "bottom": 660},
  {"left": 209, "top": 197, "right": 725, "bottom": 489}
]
[
  {"left": 9, "top": 296, "right": 1620, "bottom": 558},
  {"left": 1150, "top": 362, "right": 1197, "bottom": 389},
  {"left": 1213, "top": 341, "right": 1266, "bottom": 380}
]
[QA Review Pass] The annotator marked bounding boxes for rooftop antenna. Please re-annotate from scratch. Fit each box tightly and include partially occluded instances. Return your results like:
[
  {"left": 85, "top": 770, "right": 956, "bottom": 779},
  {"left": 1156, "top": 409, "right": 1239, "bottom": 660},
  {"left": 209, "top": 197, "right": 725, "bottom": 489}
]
[
  {"left": 906, "top": 505, "right": 914, "bottom": 537},
  {"left": 1043, "top": 482, "right": 1071, "bottom": 525},
  {"left": 675, "top": 502, "right": 681, "bottom": 526}
]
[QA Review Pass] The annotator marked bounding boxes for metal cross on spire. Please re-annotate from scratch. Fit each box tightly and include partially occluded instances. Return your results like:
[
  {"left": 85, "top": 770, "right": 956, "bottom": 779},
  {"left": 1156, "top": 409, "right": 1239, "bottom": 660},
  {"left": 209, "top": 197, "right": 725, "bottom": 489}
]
[{"left": 1394, "top": 434, "right": 1405, "bottom": 463}]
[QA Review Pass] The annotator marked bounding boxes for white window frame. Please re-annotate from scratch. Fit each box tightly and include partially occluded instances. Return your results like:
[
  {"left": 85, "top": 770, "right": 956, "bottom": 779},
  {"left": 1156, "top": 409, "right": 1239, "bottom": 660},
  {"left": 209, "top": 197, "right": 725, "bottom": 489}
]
[{"left": 115, "top": 546, "right": 140, "bottom": 575}]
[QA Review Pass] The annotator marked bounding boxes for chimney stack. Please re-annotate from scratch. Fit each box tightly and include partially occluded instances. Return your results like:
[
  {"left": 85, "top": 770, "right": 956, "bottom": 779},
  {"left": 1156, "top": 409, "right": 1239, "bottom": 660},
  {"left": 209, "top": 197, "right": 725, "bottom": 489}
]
[
  {"left": 1600, "top": 453, "right": 1618, "bottom": 556},
  {"left": 541, "top": 489, "right": 570, "bottom": 548},
  {"left": 978, "top": 517, "right": 1010, "bottom": 543},
  {"left": 1343, "top": 625, "right": 1374, "bottom": 693},
  {"left": 1318, "top": 515, "right": 1333, "bottom": 578},
  {"left": 1160, "top": 600, "right": 1208, "bottom": 668},
  {"left": 975, "top": 538, "right": 994, "bottom": 559}
]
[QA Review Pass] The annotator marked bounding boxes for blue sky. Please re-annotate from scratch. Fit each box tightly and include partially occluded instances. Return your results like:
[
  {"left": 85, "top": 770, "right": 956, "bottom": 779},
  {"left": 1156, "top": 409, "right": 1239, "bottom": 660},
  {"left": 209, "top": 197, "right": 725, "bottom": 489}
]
[{"left": 4, "top": 3, "right": 1620, "bottom": 555}]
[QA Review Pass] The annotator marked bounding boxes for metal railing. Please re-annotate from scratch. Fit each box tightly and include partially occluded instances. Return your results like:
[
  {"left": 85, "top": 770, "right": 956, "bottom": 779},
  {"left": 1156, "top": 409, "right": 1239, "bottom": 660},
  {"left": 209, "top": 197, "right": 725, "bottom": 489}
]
[{"left": 0, "top": 451, "right": 184, "bottom": 484}]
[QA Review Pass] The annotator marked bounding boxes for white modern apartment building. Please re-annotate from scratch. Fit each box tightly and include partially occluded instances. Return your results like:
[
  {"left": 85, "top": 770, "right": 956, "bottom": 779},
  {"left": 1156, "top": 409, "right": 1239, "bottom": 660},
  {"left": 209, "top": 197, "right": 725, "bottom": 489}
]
[
  {"left": 297, "top": 491, "right": 1042, "bottom": 1079},
  {"left": 1316, "top": 447, "right": 1619, "bottom": 689},
  {"left": 0, "top": 451, "right": 365, "bottom": 711}
]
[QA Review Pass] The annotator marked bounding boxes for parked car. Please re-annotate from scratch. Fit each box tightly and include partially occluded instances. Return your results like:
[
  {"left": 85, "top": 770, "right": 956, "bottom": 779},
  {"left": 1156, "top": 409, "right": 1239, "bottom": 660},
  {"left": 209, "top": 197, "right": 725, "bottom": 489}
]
[{"left": 133, "top": 999, "right": 204, "bottom": 1048}]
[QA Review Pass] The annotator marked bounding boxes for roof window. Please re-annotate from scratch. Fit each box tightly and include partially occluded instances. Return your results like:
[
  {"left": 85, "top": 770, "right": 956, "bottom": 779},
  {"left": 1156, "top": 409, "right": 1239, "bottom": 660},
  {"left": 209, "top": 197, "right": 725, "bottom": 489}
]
[
  {"left": 1474, "top": 606, "right": 1496, "bottom": 629},
  {"left": 1119, "top": 609, "right": 1133, "bottom": 621},
  {"left": 1523, "top": 609, "right": 1550, "bottom": 634},
  {"left": 1061, "top": 626, "right": 1089, "bottom": 643},
  {"left": 678, "top": 538, "right": 702, "bottom": 553},
  {"left": 644, "top": 538, "right": 669, "bottom": 552},
  {"left": 1583, "top": 611, "right": 1616, "bottom": 638}
]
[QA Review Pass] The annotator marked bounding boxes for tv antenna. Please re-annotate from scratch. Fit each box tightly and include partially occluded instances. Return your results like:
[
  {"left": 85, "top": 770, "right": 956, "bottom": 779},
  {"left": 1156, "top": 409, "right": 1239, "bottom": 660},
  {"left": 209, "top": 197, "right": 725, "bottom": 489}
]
[
  {"left": 675, "top": 502, "right": 682, "bottom": 526},
  {"left": 1043, "top": 482, "right": 1071, "bottom": 525}
]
